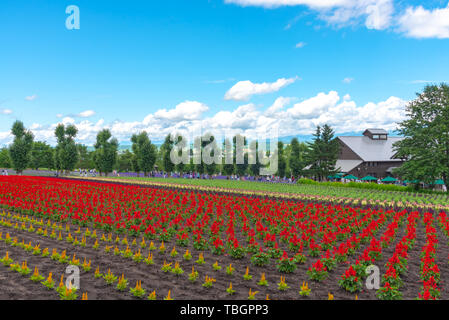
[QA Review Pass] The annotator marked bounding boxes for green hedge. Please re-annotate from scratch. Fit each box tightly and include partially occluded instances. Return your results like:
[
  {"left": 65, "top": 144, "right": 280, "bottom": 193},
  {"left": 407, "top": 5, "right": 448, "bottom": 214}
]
[
  {"left": 297, "top": 178, "right": 413, "bottom": 192},
  {"left": 296, "top": 178, "right": 449, "bottom": 195}
]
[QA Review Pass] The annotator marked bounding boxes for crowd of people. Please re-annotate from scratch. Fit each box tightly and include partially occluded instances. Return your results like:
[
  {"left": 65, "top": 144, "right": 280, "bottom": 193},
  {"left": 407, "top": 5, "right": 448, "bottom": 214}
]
[
  {"left": 53, "top": 168, "right": 446, "bottom": 191},
  {"left": 75, "top": 168, "right": 97, "bottom": 177},
  {"left": 114, "top": 170, "right": 298, "bottom": 184}
]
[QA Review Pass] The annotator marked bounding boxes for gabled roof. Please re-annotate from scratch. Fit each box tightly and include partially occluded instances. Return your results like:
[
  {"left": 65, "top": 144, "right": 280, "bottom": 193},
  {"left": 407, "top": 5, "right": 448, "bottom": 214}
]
[
  {"left": 335, "top": 159, "right": 363, "bottom": 173},
  {"left": 338, "top": 136, "right": 404, "bottom": 162},
  {"left": 363, "top": 128, "right": 388, "bottom": 135}
]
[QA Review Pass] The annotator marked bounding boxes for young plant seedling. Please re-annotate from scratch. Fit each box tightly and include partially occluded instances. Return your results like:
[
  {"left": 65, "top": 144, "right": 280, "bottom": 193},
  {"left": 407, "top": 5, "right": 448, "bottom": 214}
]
[
  {"left": 227, "top": 282, "right": 236, "bottom": 295},
  {"left": 248, "top": 288, "right": 258, "bottom": 300},
  {"left": 196, "top": 253, "right": 205, "bottom": 265},
  {"left": 30, "top": 267, "right": 44, "bottom": 282},
  {"left": 103, "top": 269, "right": 118, "bottom": 285},
  {"left": 278, "top": 276, "right": 290, "bottom": 291},
  {"left": 130, "top": 281, "right": 146, "bottom": 298},
  {"left": 41, "top": 272, "right": 55, "bottom": 289},
  {"left": 258, "top": 273, "right": 268, "bottom": 286},
  {"left": 243, "top": 267, "right": 252, "bottom": 281},
  {"left": 212, "top": 261, "right": 222, "bottom": 271},
  {"left": 116, "top": 274, "right": 128, "bottom": 291},
  {"left": 148, "top": 290, "right": 157, "bottom": 300},
  {"left": 188, "top": 266, "right": 199, "bottom": 282},
  {"left": 299, "top": 281, "right": 311, "bottom": 296}
]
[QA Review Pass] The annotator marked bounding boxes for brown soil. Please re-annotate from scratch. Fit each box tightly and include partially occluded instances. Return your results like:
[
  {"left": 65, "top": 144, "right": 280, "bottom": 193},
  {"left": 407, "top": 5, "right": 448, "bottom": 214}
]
[{"left": 1, "top": 208, "right": 444, "bottom": 300}]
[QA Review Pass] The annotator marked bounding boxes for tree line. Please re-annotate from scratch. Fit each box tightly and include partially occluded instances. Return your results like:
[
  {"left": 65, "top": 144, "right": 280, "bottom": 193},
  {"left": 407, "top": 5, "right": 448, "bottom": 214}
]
[
  {"left": 1, "top": 84, "right": 448, "bottom": 189},
  {"left": 0, "top": 121, "right": 341, "bottom": 179}
]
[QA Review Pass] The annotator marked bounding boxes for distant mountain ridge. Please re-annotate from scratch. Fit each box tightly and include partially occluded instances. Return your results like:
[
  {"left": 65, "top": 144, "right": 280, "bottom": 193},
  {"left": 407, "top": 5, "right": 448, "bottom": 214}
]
[{"left": 84, "top": 130, "right": 402, "bottom": 151}]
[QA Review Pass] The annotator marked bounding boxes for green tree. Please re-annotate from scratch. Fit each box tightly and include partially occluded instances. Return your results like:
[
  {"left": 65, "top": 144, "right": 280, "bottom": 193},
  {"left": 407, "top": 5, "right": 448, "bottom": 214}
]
[
  {"left": 233, "top": 135, "right": 248, "bottom": 177},
  {"left": 187, "top": 152, "right": 195, "bottom": 173},
  {"left": 305, "top": 125, "right": 340, "bottom": 181},
  {"left": 320, "top": 125, "right": 340, "bottom": 179},
  {"left": 193, "top": 135, "right": 205, "bottom": 175},
  {"left": 160, "top": 134, "right": 175, "bottom": 173},
  {"left": 305, "top": 126, "right": 322, "bottom": 180},
  {"left": 172, "top": 134, "right": 188, "bottom": 175},
  {"left": 0, "top": 147, "right": 12, "bottom": 168},
  {"left": 130, "top": 145, "right": 140, "bottom": 175},
  {"left": 30, "top": 141, "right": 54, "bottom": 170},
  {"left": 202, "top": 133, "right": 219, "bottom": 176},
  {"left": 131, "top": 131, "right": 157, "bottom": 177},
  {"left": 393, "top": 83, "right": 449, "bottom": 191},
  {"left": 289, "top": 138, "right": 306, "bottom": 178},
  {"left": 277, "top": 141, "right": 287, "bottom": 177},
  {"left": 222, "top": 138, "right": 235, "bottom": 176},
  {"left": 115, "top": 149, "right": 134, "bottom": 172},
  {"left": 249, "top": 140, "right": 262, "bottom": 177},
  {"left": 54, "top": 124, "right": 79, "bottom": 174},
  {"left": 76, "top": 144, "right": 94, "bottom": 169},
  {"left": 9, "top": 121, "right": 34, "bottom": 174},
  {"left": 93, "top": 129, "right": 118, "bottom": 176}
]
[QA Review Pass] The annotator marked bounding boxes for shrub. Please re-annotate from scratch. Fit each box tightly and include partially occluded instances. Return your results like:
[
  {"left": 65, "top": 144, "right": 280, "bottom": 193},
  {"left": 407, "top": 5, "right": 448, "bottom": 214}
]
[{"left": 250, "top": 251, "right": 270, "bottom": 267}]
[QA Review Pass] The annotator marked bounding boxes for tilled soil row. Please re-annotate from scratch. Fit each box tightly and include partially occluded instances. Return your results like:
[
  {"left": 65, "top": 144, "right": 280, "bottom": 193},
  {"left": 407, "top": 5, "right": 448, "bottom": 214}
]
[{"left": 0, "top": 210, "right": 411, "bottom": 300}]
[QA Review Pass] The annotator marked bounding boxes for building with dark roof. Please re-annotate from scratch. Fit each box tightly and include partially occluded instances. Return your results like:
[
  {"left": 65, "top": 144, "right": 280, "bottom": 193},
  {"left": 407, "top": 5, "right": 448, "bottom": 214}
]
[{"left": 336, "top": 129, "right": 404, "bottom": 179}]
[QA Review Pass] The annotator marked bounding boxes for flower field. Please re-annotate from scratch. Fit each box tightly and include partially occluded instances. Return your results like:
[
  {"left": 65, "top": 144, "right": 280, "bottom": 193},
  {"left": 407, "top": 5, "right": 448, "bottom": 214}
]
[
  {"left": 0, "top": 176, "right": 449, "bottom": 300},
  {"left": 90, "top": 176, "right": 449, "bottom": 211}
]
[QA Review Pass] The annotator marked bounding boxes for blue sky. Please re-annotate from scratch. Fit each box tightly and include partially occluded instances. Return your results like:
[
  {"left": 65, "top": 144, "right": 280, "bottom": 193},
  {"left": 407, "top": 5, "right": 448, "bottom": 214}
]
[{"left": 1, "top": 0, "right": 449, "bottom": 145}]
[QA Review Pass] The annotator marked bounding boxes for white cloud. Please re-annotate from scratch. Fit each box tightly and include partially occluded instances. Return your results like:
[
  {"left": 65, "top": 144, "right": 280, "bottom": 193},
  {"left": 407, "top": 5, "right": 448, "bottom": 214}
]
[
  {"left": 25, "top": 95, "right": 38, "bottom": 101},
  {"left": 0, "top": 93, "right": 408, "bottom": 146},
  {"left": 226, "top": 0, "right": 394, "bottom": 30},
  {"left": 343, "top": 77, "right": 354, "bottom": 84},
  {"left": 62, "top": 117, "right": 75, "bottom": 125},
  {"left": 364, "top": 0, "right": 394, "bottom": 30},
  {"left": 226, "top": 0, "right": 449, "bottom": 39},
  {"left": 77, "top": 110, "right": 96, "bottom": 118},
  {"left": 322, "top": 0, "right": 394, "bottom": 30},
  {"left": 265, "top": 97, "right": 294, "bottom": 116},
  {"left": 207, "top": 104, "right": 259, "bottom": 130},
  {"left": 295, "top": 42, "right": 307, "bottom": 48},
  {"left": 76, "top": 119, "right": 106, "bottom": 141},
  {"left": 0, "top": 131, "right": 12, "bottom": 145},
  {"left": 398, "top": 4, "right": 449, "bottom": 39},
  {"left": 224, "top": 0, "right": 350, "bottom": 9},
  {"left": 57, "top": 110, "right": 96, "bottom": 119},
  {"left": 225, "top": 77, "right": 298, "bottom": 101},
  {"left": 287, "top": 91, "right": 341, "bottom": 119},
  {"left": 204, "top": 78, "right": 236, "bottom": 84},
  {"left": 356, "top": 96, "right": 406, "bottom": 125},
  {"left": 1, "top": 109, "right": 13, "bottom": 115},
  {"left": 155, "top": 101, "right": 209, "bottom": 121}
]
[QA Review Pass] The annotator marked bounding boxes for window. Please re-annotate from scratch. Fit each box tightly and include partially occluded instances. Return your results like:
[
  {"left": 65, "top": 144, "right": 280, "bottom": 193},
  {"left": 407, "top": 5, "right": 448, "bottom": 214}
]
[{"left": 371, "top": 134, "right": 387, "bottom": 140}]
